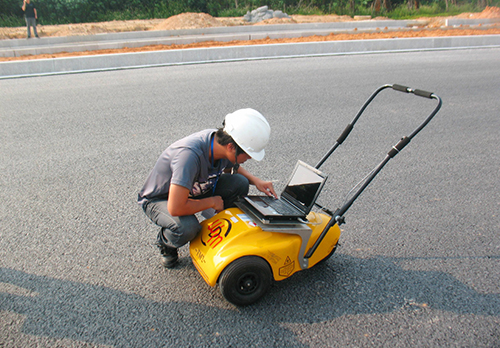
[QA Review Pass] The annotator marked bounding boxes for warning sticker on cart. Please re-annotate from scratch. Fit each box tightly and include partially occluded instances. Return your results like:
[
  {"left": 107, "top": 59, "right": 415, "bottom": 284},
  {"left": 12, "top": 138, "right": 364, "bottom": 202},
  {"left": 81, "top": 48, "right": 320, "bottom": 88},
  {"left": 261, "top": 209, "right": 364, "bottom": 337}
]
[
  {"left": 237, "top": 214, "right": 257, "bottom": 227},
  {"left": 279, "top": 256, "right": 295, "bottom": 277}
]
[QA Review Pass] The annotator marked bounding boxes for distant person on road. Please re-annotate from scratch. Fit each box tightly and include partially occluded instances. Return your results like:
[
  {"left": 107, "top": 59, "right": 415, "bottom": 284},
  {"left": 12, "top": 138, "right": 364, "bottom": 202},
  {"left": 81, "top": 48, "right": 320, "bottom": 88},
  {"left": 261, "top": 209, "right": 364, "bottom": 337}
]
[
  {"left": 138, "top": 109, "right": 277, "bottom": 268},
  {"left": 22, "top": 0, "right": 39, "bottom": 39}
]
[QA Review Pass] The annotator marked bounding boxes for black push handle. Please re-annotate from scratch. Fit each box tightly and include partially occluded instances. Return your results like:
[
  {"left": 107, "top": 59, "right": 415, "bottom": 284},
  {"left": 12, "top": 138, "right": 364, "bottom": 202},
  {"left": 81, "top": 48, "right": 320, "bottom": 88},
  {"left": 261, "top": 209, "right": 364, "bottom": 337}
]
[
  {"left": 306, "top": 84, "right": 442, "bottom": 259},
  {"left": 315, "top": 84, "right": 389, "bottom": 169},
  {"left": 316, "top": 84, "right": 442, "bottom": 169}
]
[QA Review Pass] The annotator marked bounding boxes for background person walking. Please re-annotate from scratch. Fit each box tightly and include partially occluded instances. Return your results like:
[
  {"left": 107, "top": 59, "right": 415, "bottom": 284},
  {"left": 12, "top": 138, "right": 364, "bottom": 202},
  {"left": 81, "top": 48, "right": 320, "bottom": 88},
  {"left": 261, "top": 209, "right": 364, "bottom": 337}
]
[{"left": 22, "top": 0, "right": 38, "bottom": 38}]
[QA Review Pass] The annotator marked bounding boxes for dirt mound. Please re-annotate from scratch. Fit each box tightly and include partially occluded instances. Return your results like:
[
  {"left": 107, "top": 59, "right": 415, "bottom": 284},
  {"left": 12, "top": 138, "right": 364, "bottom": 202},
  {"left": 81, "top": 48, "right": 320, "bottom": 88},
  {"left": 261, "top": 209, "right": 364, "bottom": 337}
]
[
  {"left": 49, "top": 23, "right": 111, "bottom": 37},
  {"left": 254, "top": 17, "right": 297, "bottom": 25},
  {"left": 456, "top": 6, "right": 500, "bottom": 19},
  {"left": 0, "top": 19, "right": 163, "bottom": 39},
  {"left": 473, "top": 6, "right": 500, "bottom": 18},
  {"left": 289, "top": 14, "right": 353, "bottom": 23},
  {"left": 154, "top": 13, "right": 224, "bottom": 30}
]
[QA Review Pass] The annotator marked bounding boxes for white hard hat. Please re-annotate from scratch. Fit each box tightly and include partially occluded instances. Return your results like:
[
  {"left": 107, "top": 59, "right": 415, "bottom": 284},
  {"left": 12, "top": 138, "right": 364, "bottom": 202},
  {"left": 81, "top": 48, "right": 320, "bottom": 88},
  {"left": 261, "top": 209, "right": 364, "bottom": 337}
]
[{"left": 223, "top": 108, "right": 270, "bottom": 161}]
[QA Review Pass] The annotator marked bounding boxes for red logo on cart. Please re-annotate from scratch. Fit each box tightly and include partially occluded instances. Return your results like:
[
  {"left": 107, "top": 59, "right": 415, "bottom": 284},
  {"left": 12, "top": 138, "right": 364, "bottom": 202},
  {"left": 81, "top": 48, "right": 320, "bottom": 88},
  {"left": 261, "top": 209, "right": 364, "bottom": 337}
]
[{"left": 202, "top": 218, "right": 232, "bottom": 249}]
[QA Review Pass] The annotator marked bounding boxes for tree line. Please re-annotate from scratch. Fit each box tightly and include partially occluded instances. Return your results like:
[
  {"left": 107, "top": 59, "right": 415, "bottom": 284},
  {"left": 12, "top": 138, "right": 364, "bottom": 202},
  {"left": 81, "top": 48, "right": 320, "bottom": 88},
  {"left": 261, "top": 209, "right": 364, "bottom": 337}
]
[{"left": 0, "top": 0, "right": 496, "bottom": 26}]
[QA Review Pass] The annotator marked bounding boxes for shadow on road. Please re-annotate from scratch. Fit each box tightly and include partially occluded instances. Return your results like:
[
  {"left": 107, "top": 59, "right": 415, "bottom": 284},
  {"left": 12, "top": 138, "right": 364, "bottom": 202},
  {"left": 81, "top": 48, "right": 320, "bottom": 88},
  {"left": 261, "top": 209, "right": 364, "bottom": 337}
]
[{"left": 1, "top": 254, "right": 499, "bottom": 346}]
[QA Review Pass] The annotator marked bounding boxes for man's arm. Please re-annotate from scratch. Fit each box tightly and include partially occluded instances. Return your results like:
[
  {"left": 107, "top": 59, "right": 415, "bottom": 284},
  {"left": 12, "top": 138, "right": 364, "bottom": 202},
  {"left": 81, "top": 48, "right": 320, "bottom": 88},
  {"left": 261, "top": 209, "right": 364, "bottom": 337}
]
[
  {"left": 237, "top": 167, "right": 277, "bottom": 198},
  {"left": 167, "top": 184, "right": 224, "bottom": 216},
  {"left": 22, "top": 0, "right": 26, "bottom": 11}
]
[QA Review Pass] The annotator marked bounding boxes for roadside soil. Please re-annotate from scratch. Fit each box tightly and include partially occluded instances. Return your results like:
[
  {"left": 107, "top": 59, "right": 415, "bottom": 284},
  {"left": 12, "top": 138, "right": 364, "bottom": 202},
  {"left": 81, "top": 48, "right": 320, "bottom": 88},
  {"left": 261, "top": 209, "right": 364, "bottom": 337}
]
[{"left": 1, "top": 6, "right": 499, "bottom": 62}]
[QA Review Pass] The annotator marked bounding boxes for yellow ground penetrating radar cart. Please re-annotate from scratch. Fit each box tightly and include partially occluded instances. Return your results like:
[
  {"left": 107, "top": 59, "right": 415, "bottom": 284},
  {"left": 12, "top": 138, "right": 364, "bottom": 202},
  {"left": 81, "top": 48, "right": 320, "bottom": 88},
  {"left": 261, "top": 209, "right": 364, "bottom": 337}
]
[{"left": 190, "top": 84, "right": 442, "bottom": 306}]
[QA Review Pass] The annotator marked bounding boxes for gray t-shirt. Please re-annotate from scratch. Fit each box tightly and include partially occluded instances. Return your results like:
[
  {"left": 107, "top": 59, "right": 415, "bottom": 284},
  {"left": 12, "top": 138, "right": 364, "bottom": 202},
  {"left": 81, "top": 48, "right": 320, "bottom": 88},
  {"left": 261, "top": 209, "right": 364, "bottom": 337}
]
[{"left": 138, "top": 129, "right": 232, "bottom": 205}]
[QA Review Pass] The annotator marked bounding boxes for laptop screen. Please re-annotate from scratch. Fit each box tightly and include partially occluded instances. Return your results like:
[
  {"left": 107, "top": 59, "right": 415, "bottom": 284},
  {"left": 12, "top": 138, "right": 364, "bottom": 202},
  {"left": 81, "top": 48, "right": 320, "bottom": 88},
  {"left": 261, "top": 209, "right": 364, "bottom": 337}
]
[{"left": 281, "top": 161, "right": 328, "bottom": 213}]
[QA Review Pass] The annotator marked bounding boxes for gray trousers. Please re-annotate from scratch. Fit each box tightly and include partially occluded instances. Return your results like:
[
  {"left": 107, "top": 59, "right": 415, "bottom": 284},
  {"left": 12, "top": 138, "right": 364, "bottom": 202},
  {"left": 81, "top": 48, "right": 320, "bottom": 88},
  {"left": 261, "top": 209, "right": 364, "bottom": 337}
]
[
  {"left": 142, "top": 173, "right": 249, "bottom": 248},
  {"left": 25, "top": 17, "right": 38, "bottom": 38}
]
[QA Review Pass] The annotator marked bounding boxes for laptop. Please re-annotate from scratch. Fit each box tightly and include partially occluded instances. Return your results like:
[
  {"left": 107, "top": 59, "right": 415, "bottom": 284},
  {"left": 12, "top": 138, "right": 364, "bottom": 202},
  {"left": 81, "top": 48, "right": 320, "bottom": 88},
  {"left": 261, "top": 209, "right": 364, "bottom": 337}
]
[{"left": 239, "top": 160, "right": 328, "bottom": 223}]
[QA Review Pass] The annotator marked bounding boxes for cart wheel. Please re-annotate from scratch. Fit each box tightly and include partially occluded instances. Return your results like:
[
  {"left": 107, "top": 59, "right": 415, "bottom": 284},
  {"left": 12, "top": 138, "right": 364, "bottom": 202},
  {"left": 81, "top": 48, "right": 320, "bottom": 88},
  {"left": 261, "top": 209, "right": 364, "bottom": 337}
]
[{"left": 219, "top": 256, "right": 272, "bottom": 306}]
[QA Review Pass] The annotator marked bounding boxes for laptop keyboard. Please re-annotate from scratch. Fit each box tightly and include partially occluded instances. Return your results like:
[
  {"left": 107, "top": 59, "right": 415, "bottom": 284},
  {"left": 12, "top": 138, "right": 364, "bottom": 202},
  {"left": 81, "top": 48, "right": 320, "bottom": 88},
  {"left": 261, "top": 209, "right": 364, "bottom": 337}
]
[{"left": 260, "top": 196, "right": 301, "bottom": 215}]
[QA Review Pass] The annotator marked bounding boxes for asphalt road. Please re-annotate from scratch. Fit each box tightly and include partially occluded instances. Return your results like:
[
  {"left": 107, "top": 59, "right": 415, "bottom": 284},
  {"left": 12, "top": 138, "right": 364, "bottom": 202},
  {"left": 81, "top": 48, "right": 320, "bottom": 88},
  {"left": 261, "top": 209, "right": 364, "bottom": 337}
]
[{"left": 1, "top": 48, "right": 499, "bottom": 347}]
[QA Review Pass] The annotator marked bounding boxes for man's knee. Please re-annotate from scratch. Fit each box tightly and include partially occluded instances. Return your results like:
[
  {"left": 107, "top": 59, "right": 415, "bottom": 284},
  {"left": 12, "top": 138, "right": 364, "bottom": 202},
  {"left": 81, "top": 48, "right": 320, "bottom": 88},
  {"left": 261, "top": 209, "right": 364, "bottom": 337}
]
[
  {"left": 233, "top": 174, "right": 250, "bottom": 196},
  {"left": 163, "top": 216, "right": 201, "bottom": 248}
]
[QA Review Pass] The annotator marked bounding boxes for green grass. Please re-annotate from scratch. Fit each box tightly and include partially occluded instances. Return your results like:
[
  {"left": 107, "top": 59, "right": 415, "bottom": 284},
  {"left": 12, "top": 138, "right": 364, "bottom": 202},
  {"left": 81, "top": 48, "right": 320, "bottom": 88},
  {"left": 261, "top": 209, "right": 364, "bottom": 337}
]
[
  {"left": 1, "top": 2, "right": 498, "bottom": 28},
  {"left": 0, "top": 14, "right": 25, "bottom": 27}
]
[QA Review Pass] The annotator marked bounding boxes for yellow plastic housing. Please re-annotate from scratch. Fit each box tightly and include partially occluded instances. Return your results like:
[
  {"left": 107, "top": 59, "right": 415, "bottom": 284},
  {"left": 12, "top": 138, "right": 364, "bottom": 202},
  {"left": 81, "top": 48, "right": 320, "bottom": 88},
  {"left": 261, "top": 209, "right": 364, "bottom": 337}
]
[{"left": 189, "top": 208, "right": 341, "bottom": 287}]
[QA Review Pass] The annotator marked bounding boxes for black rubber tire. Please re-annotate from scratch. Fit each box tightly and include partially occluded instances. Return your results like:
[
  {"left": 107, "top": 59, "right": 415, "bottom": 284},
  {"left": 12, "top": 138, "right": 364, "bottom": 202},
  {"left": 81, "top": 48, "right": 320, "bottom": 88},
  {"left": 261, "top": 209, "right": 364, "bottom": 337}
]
[{"left": 219, "top": 256, "right": 272, "bottom": 306}]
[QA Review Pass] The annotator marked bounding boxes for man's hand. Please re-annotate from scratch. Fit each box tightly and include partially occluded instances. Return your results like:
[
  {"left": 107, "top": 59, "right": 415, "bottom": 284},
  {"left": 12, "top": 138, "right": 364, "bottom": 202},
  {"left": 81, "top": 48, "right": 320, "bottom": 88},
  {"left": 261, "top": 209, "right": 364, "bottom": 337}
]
[
  {"left": 254, "top": 179, "right": 277, "bottom": 198},
  {"left": 236, "top": 167, "right": 278, "bottom": 198},
  {"left": 211, "top": 195, "right": 224, "bottom": 212}
]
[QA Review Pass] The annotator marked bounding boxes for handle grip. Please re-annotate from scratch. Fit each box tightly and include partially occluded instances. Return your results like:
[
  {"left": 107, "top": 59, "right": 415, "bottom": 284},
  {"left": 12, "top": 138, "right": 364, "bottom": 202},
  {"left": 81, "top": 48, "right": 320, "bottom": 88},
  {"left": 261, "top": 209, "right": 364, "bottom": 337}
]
[
  {"left": 392, "top": 84, "right": 410, "bottom": 93},
  {"left": 392, "top": 84, "right": 434, "bottom": 99},
  {"left": 414, "top": 89, "right": 433, "bottom": 99}
]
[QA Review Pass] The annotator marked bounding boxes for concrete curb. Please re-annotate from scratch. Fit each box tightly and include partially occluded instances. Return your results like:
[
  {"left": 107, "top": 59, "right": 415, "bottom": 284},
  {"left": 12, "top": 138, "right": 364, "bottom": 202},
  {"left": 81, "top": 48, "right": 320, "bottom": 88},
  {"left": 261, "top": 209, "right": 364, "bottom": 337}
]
[
  {"left": 2, "top": 18, "right": 499, "bottom": 58},
  {"left": 1, "top": 19, "right": 499, "bottom": 79},
  {"left": 0, "top": 19, "right": 430, "bottom": 49},
  {"left": 0, "top": 19, "right": 434, "bottom": 58},
  {"left": 446, "top": 17, "right": 500, "bottom": 26}
]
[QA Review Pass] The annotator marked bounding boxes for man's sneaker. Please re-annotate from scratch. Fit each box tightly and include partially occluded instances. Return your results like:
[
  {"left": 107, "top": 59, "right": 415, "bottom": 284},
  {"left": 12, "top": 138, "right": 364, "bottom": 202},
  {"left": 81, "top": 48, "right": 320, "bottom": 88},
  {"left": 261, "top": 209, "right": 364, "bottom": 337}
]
[
  {"left": 158, "top": 244, "right": 178, "bottom": 268},
  {"left": 155, "top": 229, "right": 178, "bottom": 268}
]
